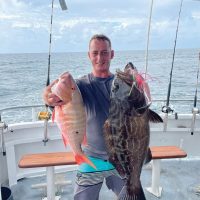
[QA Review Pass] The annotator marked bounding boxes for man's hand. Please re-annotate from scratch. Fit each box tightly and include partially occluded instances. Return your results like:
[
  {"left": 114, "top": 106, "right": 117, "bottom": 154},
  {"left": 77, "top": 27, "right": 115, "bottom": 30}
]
[{"left": 43, "top": 80, "right": 65, "bottom": 107}]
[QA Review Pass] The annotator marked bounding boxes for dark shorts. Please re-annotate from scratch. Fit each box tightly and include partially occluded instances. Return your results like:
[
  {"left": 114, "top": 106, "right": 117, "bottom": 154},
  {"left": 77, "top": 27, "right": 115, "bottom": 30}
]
[{"left": 74, "top": 169, "right": 126, "bottom": 200}]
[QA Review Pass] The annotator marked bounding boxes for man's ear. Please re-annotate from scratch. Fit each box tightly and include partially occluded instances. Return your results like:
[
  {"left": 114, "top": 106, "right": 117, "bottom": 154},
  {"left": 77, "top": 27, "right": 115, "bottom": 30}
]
[
  {"left": 88, "top": 51, "right": 91, "bottom": 59},
  {"left": 111, "top": 50, "right": 114, "bottom": 59}
]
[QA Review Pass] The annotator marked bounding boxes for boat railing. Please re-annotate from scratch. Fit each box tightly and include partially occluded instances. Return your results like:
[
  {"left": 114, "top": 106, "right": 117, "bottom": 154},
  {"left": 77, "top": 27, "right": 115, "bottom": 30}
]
[
  {"left": 0, "top": 104, "right": 51, "bottom": 154},
  {"left": 0, "top": 99, "right": 199, "bottom": 156},
  {"left": 0, "top": 99, "right": 199, "bottom": 124},
  {"left": 0, "top": 104, "right": 46, "bottom": 123}
]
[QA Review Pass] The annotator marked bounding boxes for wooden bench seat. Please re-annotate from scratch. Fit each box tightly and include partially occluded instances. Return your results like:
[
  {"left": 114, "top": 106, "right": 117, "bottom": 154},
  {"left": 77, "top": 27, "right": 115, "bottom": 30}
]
[
  {"left": 146, "top": 146, "right": 187, "bottom": 197},
  {"left": 18, "top": 146, "right": 187, "bottom": 199},
  {"left": 150, "top": 145, "right": 187, "bottom": 159},
  {"left": 18, "top": 152, "right": 76, "bottom": 168},
  {"left": 18, "top": 152, "right": 76, "bottom": 200}
]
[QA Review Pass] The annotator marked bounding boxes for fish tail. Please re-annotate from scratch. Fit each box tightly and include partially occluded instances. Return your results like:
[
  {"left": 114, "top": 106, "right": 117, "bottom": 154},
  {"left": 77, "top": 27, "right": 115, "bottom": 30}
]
[
  {"left": 118, "top": 193, "right": 146, "bottom": 200},
  {"left": 75, "top": 154, "right": 97, "bottom": 169},
  {"left": 118, "top": 185, "right": 146, "bottom": 200}
]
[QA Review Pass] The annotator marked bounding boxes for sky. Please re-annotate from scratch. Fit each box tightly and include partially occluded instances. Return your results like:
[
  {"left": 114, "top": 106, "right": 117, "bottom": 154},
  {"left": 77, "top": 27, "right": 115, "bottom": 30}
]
[{"left": 0, "top": 0, "right": 200, "bottom": 53}]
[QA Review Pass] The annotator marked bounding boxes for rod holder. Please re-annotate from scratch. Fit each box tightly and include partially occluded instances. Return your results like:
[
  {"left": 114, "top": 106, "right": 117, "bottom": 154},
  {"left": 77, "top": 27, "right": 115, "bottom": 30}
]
[
  {"left": 191, "top": 107, "right": 199, "bottom": 135},
  {"left": 43, "top": 120, "right": 49, "bottom": 146},
  {"left": 0, "top": 121, "right": 8, "bottom": 156}
]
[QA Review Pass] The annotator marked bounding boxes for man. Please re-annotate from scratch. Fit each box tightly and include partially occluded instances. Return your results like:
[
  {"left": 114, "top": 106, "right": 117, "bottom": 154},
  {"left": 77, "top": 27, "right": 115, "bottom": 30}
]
[{"left": 43, "top": 34, "right": 126, "bottom": 199}]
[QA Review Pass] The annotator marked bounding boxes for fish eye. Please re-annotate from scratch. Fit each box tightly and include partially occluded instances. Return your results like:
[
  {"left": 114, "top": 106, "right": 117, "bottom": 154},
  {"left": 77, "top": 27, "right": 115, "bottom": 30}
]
[
  {"left": 114, "top": 83, "right": 119, "bottom": 90},
  {"left": 112, "top": 82, "right": 119, "bottom": 93}
]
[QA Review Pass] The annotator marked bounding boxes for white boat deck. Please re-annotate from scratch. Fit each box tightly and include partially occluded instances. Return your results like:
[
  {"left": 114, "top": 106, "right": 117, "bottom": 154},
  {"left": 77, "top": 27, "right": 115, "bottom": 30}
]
[
  {"left": 0, "top": 104, "right": 200, "bottom": 200},
  {"left": 8, "top": 159, "right": 200, "bottom": 200}
]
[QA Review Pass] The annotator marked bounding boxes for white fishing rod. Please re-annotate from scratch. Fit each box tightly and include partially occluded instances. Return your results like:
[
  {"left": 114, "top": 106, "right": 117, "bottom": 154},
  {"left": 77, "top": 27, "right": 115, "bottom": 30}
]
[
  {"left": 163, "top": 0, "right": 183, "bottom": 132},
  {"left": 190, "top": 52, "right": 200, "bottom": 135},
  {"left": 145, "top": 0, "right": 154, "bottom": 80},
  {"left": 41, "top": 0, "right": 67, "bottom": 145}
]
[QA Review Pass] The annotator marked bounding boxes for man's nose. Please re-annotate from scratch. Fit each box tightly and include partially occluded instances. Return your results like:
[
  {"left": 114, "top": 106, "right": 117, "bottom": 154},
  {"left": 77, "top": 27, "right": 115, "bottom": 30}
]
[{"left": 96, "top": 53, "right": 104, "bottom": 61}]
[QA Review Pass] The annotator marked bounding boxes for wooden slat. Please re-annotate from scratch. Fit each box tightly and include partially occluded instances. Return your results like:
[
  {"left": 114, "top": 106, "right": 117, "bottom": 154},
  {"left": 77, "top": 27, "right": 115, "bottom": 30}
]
[
  {"left": 18, "top": 152, "right": 76, "bottom": 168},
  {"left": 18, "top": 146, "right": 187, "bottom": 169},
  {"left": 150, "top": 146, "right": 187, "bottom": 159}
]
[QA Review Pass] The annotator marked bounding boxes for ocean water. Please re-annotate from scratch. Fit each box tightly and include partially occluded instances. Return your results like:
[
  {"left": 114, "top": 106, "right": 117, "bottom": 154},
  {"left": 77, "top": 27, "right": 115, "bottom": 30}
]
[{"left": 0, "top": 49, "right": 199, "bottom": 123}]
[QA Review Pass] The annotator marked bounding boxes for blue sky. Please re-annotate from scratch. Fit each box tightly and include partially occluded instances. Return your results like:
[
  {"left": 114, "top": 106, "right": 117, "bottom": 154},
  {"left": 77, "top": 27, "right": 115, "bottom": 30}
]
[{"left": 0, "top": 0, "right": 200, "bottom": 53}]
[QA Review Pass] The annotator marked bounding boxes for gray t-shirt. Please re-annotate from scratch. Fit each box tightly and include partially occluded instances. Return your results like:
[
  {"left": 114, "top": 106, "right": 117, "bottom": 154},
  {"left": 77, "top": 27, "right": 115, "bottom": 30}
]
[{"left": 76, "top": 73, "right": 114, "bottom": 160}]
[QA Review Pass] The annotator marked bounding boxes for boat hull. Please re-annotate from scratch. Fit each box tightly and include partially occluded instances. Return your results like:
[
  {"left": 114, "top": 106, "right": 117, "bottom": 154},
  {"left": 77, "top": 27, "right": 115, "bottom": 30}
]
[{"left": 0, "top": 113, "right": 200, "bottom": 187}]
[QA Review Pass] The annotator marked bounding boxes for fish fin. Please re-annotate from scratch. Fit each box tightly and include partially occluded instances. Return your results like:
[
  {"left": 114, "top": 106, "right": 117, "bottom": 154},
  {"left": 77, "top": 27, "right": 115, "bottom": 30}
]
[
  {"left": 108, "top": 154, "right": 125, "bottom": 177},
  {"left": 52, "top": 109, "right": 55, "bottom": 122},
  {"left": 75, "top": 154, "right": 97, "bottom": 170},
  {"left": 136, "top": 103, "right": 150, "bottom": 115},
  {"left": 52, "top": 105, "right": 63, "bottom": 123},
  {"left": 53, "top": 107, "right": 68, "bottom": 146},
  {"left": 82, "top": 134, "right": 87, "bottom": 146},
  {"left": 148, "top": 109, "right": 163, "bottom": 123},
  {"left": 61, "top": 134, "right": 68, "bottom": 147},
  {"left": 119, "top": 185, "right": 146, "bottom": 200},
  {"left": 144, "top": 147, "right": 152, "bottom": 164}
]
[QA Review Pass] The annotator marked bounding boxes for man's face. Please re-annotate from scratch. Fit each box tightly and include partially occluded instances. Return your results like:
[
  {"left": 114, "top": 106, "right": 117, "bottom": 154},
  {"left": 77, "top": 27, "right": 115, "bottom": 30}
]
[{"left": 88, "top": 39, "right": 114, "bottom": 74}]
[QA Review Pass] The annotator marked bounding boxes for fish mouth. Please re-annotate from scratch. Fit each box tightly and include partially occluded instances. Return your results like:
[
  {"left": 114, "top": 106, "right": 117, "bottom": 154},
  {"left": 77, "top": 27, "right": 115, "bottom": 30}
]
[
  {"left": 124, "top": 62, "right": 136, "bottom": 71},
  {"left": 116, "top": 68, "right": 140, "bottom": 98},
  {"left": 116, "top": 69, "right": 134, "bottom": 87},
  {"left": 115, "top": 63, "right": 150, "bottom": 113},
  {"left": 116, "top": 62, "right": 138, "bottom": 86}
]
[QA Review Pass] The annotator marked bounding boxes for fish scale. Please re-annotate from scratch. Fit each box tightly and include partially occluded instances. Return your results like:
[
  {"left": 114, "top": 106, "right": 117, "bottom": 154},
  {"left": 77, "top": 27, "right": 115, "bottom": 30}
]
[
  {"left": 51, "top": 72, "right": 96, "bottom": 169},
  {"left": 103, "top": 62, "right": 163, "bottom": 200}
]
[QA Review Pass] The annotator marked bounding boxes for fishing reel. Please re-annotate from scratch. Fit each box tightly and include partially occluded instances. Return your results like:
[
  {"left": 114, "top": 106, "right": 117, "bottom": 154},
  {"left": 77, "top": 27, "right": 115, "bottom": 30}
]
[
  {"left": 161, "top": 105, "right": 174, "bottom": 114},
  {"left": 0, "top": 121, "right": 8, "bottom": 129},
  {"left": 192, "top": 107, "right": 199, "bottom": 115},
  {"left": 38, "top": 111, "right": 51, "bottom": 121}
]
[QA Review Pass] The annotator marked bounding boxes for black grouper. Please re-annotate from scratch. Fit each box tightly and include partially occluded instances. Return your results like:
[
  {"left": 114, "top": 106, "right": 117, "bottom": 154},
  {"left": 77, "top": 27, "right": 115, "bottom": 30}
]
[{"left": 103, "top": 62, "right": 163, "bottom": 200}]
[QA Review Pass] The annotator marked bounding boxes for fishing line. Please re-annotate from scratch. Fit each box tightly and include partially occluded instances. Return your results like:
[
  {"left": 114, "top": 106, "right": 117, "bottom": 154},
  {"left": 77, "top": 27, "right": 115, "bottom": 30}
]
[
  {"left": 145, "top": 0, "right": 154, "bottom": 80},
  {"left": 163, "top": 0, "right": 184, "bottom": 113}
]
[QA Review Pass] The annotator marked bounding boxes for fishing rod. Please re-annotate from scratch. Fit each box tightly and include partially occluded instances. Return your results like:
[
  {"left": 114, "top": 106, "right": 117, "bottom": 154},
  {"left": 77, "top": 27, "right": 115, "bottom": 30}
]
[
  {"left": 162, "top": 0, "right": 184, "bottom": 132},
  {"left": 193, "top": 53, "right": 200, "bottom": 109},
  {"left": 46, "top": 0, "right": 55, "bottom": 87},
  {"left": 145, "top": 0, "right": 154, "bottom": 80},
  {"left": 46, "top": 0, "right": 67, "bottom": 87},
  {"left": 41, "top": 0, "right": 67, "bottom": 145},
  {"left": 191, "top": 52, "right": 200, "bottom": 135}
]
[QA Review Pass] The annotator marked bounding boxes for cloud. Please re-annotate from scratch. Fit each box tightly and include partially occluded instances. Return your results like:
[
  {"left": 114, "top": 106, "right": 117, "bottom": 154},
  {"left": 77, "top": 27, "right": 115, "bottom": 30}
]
[
  {"left": 192, "top": 11, "right": 200, "bottom": 19},
  {"left": 0, "top": 0, "right": 26, "bottom": 10},
  {"left": 0, "top": 0, "right": 200, "bottom": 53},
  {"left": 0, "top": 13, "right": 20, "bottom": 20},
  {"left": 12, "top": 22, "right": 31, "bottom": 28},
  {"left": 59, "top": 16, "right": 145, "bottom": 32}
]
